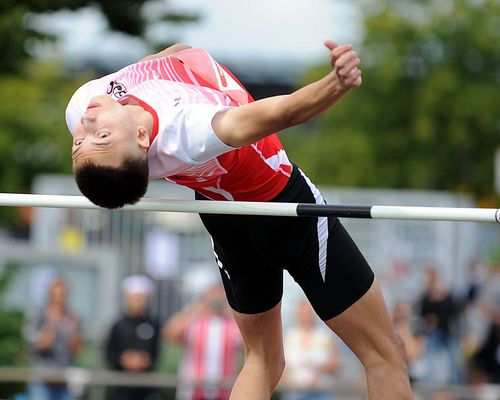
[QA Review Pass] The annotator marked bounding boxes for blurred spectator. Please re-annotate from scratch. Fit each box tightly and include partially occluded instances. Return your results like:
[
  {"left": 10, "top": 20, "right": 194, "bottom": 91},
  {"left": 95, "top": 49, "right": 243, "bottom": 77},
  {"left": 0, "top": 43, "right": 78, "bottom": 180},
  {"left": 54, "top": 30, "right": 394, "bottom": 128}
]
[
  {"left": 461, "top": 258, "right": 490, "bottom": 374},
  {"left": 431, "top": 391, "right": 456, "bottom": 400},
  {"left": 465, "top": 258, "right": 488, "bottom": 304},
  {"left": 418, "top": 265, "right": 461, "bottom": 384},
  {"left": 468, "top": 260, "right": 500, "bottom": 384},
  {"left": 391, "top": 300, "right": 426, "bottom": 383},
  {"left": 281, "top": 299, "right": 341, "bottom": 400},
  {"left": 105, "top": 275, "right": 160, "bottom": 400},
  {"left": 26, "top": 277, "right": 83, "bottom": 400},
  {"left": 163, "top": 284, "right": 242, "bottom": 400},
  {"left": 470, "top": 320, "right": 500, "bottom": 384}
]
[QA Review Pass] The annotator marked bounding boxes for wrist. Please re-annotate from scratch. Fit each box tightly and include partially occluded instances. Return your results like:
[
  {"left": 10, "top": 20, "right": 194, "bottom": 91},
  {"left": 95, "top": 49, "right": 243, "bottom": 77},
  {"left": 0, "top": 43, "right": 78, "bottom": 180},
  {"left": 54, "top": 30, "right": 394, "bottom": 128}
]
[{"left": 323, "top": 71, "right": 349, "bottom": 98}]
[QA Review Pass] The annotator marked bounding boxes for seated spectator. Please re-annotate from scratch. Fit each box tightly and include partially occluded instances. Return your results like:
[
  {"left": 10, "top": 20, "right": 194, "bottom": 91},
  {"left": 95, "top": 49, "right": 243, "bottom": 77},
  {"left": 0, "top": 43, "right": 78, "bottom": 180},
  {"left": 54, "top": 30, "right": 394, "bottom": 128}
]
[
  {"left": 26, "top": 277, "right": 83, "bottom": 400},
  {"left": 105, "top": 275, "right": 160, "bottom": 400},
  {"left": 163, "top": 284, "right": 242, "bottom": 400},
  {"left": 282, "top": 298, "right": 341, "bottom": 400}
]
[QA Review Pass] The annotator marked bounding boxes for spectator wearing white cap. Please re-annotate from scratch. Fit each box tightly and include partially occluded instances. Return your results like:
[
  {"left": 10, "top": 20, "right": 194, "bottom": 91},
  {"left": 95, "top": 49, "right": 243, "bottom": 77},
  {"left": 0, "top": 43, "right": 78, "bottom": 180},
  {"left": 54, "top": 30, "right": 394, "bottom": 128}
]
[{"left": 105, "top": 274, "right": 160, "bottom": 400}]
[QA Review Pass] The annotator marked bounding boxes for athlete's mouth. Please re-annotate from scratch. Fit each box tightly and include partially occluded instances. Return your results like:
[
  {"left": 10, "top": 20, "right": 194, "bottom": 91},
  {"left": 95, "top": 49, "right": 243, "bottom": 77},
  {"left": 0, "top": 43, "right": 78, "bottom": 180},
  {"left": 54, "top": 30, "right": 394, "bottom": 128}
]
[{"left": 86, "top": 102, "right": 101, "bottom": 110}]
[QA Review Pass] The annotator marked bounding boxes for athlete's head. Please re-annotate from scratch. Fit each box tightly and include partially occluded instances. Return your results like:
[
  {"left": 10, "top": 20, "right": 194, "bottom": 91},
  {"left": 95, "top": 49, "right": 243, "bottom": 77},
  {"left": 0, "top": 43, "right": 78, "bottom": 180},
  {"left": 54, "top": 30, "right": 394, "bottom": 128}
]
[{"left": 71, "top": 95, "right": 151, "bottom": 209}]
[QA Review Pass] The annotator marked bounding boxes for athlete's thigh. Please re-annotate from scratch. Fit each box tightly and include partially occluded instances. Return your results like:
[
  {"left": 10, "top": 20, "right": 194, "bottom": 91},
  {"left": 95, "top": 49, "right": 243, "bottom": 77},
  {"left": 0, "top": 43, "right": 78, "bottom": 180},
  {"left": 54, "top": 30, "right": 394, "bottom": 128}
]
[
  {"left": 288, "top": 218, "right": 375, "bottom": 321},
  {"left": 213, "top": 239, "right": 284, "bottom": 315},
  {"left": 325, "top": 278, "right": 401, "bottom": 364},
  {"left": 231, "top": 301, "right": 284, "bottom": 358}
]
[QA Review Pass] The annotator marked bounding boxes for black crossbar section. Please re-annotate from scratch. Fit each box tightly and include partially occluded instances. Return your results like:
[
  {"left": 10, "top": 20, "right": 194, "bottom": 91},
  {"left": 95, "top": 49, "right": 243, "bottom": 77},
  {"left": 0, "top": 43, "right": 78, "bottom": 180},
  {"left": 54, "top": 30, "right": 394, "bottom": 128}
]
[{"left": 296, "top": 204, "right": 372, "bottom": 218}]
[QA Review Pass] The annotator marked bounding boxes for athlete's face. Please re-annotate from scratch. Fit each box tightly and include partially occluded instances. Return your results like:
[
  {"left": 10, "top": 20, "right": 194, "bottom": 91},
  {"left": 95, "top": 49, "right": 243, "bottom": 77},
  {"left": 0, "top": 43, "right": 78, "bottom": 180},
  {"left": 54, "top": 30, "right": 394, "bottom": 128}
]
[{"left": 71, "top": 95, "right": 149, "bottom": 169}]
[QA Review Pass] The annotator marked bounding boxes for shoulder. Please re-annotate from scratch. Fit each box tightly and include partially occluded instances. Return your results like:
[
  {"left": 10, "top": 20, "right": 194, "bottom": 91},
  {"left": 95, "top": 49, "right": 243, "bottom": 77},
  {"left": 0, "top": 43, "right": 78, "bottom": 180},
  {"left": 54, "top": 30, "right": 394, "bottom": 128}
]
[{"left": 148, "top": 100, "right": 235, "bottom": 169}]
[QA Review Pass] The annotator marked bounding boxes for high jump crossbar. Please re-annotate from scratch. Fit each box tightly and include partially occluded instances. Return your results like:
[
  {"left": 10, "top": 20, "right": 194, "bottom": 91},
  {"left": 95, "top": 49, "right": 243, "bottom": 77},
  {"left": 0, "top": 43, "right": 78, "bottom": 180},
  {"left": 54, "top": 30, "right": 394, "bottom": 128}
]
[{"left": 0, "top": 193, "right": 498, "bottom": 223}]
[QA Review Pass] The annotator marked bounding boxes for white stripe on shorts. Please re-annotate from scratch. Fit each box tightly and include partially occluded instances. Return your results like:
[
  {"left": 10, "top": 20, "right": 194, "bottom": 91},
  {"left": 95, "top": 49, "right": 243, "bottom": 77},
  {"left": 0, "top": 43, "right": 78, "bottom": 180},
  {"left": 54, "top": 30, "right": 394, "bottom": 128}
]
[
  {"left": 299, "top": 170, "right": 329, "bottom": 281},
  {"left": 211, "top": 237, "right": 230, "bottom": 279}
]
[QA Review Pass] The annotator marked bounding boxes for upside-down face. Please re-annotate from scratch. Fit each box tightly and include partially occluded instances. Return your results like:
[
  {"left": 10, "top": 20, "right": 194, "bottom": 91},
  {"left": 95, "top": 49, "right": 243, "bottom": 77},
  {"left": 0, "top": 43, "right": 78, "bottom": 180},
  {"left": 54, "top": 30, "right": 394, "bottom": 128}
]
[{"left": 71, "top": 95, "right": 149, "bottom": 170}]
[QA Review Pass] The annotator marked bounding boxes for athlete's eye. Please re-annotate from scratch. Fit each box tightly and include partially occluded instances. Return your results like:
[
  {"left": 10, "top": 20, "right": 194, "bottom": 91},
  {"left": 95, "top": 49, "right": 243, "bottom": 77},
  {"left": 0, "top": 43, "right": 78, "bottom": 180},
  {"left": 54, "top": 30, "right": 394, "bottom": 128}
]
[
  {"left": 98, "top": 132, "right": 110, "bottom": 139},
  {"left": 74, "top": 139, "right": 84, "bottom": 146}
]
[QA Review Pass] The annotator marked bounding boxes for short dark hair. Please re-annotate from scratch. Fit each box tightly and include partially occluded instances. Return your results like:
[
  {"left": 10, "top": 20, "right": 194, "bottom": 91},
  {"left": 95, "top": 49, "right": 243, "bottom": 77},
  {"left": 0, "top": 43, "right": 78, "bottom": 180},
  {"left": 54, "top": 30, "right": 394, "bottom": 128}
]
[{"left": 74, "top": 155, "right": 149, "bottom": 209}]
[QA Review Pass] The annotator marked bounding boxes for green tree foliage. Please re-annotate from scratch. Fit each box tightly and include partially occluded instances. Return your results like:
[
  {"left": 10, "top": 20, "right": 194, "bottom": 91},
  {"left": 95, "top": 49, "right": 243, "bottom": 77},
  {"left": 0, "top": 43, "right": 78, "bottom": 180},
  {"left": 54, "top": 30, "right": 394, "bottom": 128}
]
[
  {"left": 283, "top": 0, "right": 500, "bottom": 197},
  {"left": 0, "top": 0, "right": 198, "bottom": 227},
  {"left": 0, "top": 0, "right": 198, "bottom": 72},
  {"left": 0, "top": 64, "right": 81, "bottom": 191},
  {"left": 0, "top": 266, "right": 26, "bottom": 366},
  {"left": 0, "top": 267, "right": 27, "bottom": 397},
  {"left": 0, "top": 63, "right": 86, "bottom": 223}
]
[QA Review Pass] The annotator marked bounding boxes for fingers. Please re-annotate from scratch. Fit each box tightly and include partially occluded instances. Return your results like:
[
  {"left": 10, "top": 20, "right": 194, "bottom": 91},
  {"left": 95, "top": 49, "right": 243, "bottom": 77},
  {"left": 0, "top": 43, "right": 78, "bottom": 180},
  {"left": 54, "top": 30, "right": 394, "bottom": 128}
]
[
  {"left": 346, "top": 70, "right": 363, "bottom": 88},
  {"left": 323, "top": 40, "right": 337, "bottom": 51},
  {"left": 325, "top": 40, "right": 362, "bottom": 89},
  {"left": 331, "top": 44, "right": 353, "bottom": 60},
  {"left": 335, "top": 51, "right": 360, "bottom": 78}
]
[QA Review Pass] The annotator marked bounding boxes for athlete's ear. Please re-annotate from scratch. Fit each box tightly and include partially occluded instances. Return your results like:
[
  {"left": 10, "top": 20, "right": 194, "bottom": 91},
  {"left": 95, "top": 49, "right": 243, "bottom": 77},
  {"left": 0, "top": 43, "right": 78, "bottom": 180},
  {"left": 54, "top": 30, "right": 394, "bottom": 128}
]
[{"left": 137, "top": 126, "right": 150, "bottom": 150}]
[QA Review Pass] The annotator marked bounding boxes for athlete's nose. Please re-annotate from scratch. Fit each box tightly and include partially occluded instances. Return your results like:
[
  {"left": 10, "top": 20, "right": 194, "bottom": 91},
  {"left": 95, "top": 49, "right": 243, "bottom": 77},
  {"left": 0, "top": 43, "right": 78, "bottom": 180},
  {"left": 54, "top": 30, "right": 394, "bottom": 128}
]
[{"left": 80, "top": 112, "right": 96, "bottom": 131}]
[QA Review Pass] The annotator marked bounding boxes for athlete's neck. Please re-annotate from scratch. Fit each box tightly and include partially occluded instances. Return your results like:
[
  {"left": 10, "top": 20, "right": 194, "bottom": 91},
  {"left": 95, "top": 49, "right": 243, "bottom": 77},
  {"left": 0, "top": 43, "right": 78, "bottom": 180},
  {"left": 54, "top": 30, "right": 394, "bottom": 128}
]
[{"left": 124, "top": 102, "right": 155, "bottom": 141}]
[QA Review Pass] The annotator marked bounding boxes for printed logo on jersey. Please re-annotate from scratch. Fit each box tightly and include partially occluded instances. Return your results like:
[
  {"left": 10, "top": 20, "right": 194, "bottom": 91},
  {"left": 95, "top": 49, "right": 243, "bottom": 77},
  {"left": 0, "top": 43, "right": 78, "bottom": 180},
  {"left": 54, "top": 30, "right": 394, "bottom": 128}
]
[{"left": 107, "top": 80, "right": 127, "bottom": 99}]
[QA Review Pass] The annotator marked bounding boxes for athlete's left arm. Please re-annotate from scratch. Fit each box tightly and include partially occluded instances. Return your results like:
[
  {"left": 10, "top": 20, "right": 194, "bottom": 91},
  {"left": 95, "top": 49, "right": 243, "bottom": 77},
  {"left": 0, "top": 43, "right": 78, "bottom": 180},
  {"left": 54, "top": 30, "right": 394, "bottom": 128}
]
[
  {"left": 211, "top": 41, "right": 362, "bottom": 147},
  {"left": 139, "top": 43, "right": 192, "bottom": 62}
]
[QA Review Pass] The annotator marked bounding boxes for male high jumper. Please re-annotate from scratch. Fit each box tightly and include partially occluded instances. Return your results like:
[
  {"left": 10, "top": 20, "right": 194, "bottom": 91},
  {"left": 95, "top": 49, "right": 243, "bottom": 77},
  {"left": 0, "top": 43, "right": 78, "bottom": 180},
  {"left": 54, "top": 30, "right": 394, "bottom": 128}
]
[{"left": 66, "top": 41, "right": 413, "bottom": 399}]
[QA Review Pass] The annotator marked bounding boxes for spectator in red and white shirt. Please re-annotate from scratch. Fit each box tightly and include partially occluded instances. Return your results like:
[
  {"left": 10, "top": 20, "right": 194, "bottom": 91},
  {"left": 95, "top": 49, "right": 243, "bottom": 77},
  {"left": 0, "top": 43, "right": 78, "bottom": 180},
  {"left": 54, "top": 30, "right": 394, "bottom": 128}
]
[{"left": 163, "top": 284, "right": 242, "bottom": 400}]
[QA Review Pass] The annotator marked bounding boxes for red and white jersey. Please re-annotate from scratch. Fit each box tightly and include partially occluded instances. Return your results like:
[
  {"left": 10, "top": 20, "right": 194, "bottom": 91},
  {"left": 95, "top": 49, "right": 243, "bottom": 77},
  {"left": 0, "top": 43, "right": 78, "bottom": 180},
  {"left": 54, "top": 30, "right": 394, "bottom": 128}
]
[
  {"left": 66, "top": 48, "right": 292, "bottom": 201},
  {"left": 178, "top": 315, "right": 242, "bottom": 400}
]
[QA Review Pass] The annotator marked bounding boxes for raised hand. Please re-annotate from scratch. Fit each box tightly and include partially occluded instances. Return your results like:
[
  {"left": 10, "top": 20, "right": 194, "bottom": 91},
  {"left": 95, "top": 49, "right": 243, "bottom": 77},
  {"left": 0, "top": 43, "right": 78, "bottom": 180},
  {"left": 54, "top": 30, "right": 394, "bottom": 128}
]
[{"left": 324, "top": 40, "right": 362, "bottom": 89}]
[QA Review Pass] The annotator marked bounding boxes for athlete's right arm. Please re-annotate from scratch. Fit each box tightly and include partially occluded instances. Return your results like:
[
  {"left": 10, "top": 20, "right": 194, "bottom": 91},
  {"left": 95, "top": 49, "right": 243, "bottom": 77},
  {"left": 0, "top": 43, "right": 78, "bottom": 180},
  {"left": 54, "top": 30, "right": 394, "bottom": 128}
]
[{"left": 211, "top": 41, "right": 362, "bottom": 147}]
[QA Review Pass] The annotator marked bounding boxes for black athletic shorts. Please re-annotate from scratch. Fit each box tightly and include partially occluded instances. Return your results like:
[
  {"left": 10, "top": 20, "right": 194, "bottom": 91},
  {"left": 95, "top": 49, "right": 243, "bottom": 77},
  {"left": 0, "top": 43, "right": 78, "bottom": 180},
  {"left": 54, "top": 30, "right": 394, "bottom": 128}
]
[{"left": 195, "top": 165, "right": 374, "bottom": 321}]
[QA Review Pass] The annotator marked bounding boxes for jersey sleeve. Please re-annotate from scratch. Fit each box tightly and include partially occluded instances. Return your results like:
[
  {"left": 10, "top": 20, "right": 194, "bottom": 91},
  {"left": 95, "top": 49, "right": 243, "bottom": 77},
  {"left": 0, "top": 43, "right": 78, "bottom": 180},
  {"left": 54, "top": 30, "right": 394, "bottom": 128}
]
[
  {"left": 154, "top": 103, "right": 236, "bottom": 164},
  {"left": 65, "top": 73, "right": 117, "bottom": 135}
]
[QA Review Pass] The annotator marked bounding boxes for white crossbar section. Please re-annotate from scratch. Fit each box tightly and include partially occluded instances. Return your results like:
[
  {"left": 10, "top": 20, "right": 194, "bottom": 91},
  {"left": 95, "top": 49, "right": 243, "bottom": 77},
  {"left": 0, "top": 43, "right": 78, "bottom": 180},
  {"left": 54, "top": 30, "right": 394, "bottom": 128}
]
[
  {"left": 371, "top": 205, "right": 500, "bottom": 223},
  {"left": 0, "top": 193, "right": 298, "bottom": 217},
  {"left": 0, "top": 193, "right": 498, "bottom": 223}
]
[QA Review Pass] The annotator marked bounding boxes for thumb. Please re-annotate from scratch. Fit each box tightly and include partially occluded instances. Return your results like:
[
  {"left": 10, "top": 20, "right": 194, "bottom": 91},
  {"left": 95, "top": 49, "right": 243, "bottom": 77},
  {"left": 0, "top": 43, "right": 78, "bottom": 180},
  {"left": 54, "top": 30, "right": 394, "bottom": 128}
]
[{"left": 324, "top": 40, "right": 337, "bottom": 51}]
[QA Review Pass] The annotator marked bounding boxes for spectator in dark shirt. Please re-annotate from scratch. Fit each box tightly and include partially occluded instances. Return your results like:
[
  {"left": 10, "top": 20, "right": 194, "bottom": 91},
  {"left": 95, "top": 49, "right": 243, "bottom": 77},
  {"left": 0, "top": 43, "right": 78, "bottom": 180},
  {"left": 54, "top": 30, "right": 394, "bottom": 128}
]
[
  {"left": 469, "top": 262, "right": 500, "bottom": 384},
  {"left": 418, "top": 266, "right": 461, "bottom": 384},
  {"left": 471, "top": 321, "right": 500, "bottom": 383},
  {"left": 105, "top": 275, "right": 160, "bottom": 400}
]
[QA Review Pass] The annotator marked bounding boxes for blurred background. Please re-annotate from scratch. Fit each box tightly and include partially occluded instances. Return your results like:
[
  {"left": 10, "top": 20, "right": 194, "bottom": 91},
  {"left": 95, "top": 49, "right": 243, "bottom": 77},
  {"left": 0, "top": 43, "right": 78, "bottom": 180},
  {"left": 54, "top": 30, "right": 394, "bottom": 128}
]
[{"left": 0, "top": 0, "right": 500, "bottom": 399}]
